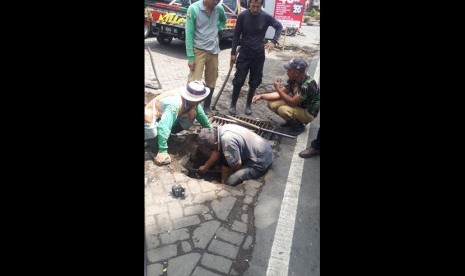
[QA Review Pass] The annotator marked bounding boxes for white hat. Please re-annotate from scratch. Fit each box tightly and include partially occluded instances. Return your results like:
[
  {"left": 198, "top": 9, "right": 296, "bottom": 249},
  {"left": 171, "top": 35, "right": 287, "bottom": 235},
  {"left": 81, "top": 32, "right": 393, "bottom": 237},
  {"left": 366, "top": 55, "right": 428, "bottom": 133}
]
[{"left": 180, "top": 81, "right": 210, "bottom": 102}]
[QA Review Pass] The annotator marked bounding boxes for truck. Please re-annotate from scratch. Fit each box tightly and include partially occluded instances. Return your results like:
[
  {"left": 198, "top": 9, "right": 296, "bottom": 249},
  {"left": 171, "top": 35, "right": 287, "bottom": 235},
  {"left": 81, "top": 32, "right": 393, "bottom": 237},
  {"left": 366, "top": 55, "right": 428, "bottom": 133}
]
[{"left": 144, "top": 0, "right": 248, "bottom": 44}]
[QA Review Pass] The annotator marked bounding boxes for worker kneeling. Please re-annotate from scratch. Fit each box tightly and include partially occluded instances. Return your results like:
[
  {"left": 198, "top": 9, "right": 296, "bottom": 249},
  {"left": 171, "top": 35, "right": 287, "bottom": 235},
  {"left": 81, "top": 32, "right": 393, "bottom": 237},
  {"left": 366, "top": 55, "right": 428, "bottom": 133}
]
[
  {"left": 197, "top": 124, "right": 274, "bottom": 186},
  {"left": 145, "top": 81, "right": 212, "bottom": 166}
]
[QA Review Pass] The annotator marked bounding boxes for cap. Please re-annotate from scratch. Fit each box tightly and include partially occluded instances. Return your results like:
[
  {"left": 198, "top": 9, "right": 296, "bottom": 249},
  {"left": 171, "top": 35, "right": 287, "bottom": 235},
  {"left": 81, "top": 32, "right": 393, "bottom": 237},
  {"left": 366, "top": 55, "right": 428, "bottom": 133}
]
[{"left": 283, "top": 57, "right": 308, "bottom": 71}]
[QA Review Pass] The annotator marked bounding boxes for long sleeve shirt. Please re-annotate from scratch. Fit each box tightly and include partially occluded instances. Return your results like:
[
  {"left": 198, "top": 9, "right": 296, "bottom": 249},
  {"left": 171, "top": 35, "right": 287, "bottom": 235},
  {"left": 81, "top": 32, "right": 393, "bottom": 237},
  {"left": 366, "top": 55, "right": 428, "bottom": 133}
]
[
  {"left": 185, "top": 1, "right": 227, "bottom": 62},
  {"left": 231, "top": 9, "right": 282, "bottom": 57}
]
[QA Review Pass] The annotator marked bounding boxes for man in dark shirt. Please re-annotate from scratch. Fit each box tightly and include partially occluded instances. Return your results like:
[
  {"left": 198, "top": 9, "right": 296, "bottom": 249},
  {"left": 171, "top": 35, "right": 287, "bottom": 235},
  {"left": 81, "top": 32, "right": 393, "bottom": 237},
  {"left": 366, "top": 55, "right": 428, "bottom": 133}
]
[
  {"left": 229, "top": 0, "right": 282, "bottom": 116},
  {"left": 252, "top": 57, "right": 320, "bottom": 134}
]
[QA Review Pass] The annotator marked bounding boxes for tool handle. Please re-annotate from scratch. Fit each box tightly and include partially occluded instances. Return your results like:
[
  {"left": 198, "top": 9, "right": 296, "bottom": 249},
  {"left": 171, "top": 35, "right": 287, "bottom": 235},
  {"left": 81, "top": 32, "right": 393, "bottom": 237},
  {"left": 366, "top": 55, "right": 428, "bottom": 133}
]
[
  {"left": 146, "top": 46, "right": 162, "bottom": 90},
  {"left": 211, "top": 46, "right": 241, "bottom": 110}
]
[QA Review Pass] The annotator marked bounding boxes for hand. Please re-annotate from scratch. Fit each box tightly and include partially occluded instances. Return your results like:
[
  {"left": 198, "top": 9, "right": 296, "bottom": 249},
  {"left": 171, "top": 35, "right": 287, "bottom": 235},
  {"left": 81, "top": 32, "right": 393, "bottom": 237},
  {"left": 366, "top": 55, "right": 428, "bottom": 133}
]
[
  {"left": 188, "top": 61, "right": 195, "bottom": 71},
  {"left": 230, "top": 55, "right": 236, "bottom": 63},
  {"left": 155, "top": 152, "right": 171, "bottom": 165},
  {"left": 274, "top": 78, "right": 282, "bottom": 90},
  {"left": 265, "top": 41, "right": 275, "bottom": 53},
  {"left": 252, "top": 94, "right": 261, "bottom": 103},
  {"left": 198, "top": 165, "right": 208, "bottom": 174}
]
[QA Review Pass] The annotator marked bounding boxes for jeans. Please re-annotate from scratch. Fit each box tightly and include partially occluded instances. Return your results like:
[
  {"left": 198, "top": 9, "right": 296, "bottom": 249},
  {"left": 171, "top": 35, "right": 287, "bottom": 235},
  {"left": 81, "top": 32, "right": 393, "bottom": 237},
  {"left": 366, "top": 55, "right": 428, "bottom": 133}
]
[{"left": 224, "top": 165, "right": 267, "bottom": 186}]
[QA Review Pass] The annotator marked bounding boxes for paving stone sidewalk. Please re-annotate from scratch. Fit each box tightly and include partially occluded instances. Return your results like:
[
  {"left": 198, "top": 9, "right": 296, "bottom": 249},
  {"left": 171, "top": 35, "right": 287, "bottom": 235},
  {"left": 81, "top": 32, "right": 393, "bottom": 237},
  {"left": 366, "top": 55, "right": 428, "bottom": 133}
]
[{"left": 146, "top": 161, "right": 264, "bottom": 275}]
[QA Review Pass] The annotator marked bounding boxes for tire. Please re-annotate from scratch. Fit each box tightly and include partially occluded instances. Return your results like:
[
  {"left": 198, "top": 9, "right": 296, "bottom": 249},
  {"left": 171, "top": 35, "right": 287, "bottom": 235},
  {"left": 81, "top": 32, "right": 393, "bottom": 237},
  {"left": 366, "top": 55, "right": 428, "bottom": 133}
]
[
  {"left": 157, "top": 33, "right": 173, "bottom": 45},
  {"left": 144, "top": 24, "right": 151, "bottom": 39}
]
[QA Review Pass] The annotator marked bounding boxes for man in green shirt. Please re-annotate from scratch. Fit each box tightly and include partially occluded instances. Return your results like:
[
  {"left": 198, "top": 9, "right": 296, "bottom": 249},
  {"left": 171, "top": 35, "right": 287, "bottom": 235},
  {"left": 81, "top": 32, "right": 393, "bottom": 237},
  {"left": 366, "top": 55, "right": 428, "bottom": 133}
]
[
  {"left": 185, "top": 0, "right": 226, "bottom": 114},
  {"left": 145, "top": 81, "right": 213, "bottom": 165}
]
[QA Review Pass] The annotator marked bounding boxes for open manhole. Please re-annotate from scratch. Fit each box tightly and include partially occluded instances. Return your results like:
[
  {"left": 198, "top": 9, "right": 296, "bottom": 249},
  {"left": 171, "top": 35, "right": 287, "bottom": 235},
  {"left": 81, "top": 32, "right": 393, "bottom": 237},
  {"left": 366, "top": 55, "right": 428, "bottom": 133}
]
[
  {"left": 179, "top": 146, "right": 226, "bottom": 183},
  {"left": 145, "top": 115, "right": 278, "bottom": 183},
  {"left": 144, "top": 131, "right": 225, "bottom": 183}
]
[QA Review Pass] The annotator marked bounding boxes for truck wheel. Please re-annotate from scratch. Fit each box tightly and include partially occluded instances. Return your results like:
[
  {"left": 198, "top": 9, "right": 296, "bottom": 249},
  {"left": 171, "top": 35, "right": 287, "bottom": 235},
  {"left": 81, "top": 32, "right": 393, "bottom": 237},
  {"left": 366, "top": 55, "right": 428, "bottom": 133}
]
[
  {"left": 157, "top": 34, "right": 173, "bottom": 45},
  {"left": 144, "top": 24, "right": 151, "bottom": 39}
]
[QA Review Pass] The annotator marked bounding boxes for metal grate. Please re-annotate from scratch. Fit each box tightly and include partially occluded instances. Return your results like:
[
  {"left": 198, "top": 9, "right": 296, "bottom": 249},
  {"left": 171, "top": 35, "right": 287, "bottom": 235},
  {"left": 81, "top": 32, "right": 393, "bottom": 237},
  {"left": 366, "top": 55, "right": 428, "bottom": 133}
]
[{"left": 211, "top": 115, "right": 275, "bottom": 140}]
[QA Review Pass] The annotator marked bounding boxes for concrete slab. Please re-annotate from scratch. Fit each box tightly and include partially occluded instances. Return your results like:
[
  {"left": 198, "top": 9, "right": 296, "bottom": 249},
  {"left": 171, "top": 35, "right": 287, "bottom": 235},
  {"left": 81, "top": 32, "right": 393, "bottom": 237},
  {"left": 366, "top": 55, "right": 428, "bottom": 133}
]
[{"left": 192, "top": 220, "right": 221, "bottom": 249}]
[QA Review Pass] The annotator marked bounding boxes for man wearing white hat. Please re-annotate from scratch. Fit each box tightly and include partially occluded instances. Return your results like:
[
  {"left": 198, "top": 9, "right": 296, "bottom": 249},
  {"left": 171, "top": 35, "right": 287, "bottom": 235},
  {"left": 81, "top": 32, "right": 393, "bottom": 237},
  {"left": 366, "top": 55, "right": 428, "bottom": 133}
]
[{"left": 145, "top": 81, "right": 212, "bottom": 165}]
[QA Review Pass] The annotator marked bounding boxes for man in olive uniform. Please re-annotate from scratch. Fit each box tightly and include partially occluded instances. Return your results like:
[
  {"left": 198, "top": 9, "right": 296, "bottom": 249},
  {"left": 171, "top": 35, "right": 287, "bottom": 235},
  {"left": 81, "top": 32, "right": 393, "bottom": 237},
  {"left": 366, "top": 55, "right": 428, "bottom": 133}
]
[{"left": 252, "top": 57, "right": 320, "bottom": 135}]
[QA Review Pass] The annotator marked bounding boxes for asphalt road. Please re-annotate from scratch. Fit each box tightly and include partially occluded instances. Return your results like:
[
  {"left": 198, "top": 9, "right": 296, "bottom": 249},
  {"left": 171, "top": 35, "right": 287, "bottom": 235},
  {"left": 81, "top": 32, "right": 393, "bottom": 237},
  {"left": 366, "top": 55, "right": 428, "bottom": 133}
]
[{"left": 245, "top": 51, "right": 320, "bottom": 276}]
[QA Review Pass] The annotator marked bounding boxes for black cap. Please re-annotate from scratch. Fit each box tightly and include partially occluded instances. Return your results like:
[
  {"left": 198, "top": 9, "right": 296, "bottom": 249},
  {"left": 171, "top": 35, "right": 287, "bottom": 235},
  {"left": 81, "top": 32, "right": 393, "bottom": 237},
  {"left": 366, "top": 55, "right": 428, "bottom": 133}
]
[
  {"left": 283, "top": 57, "right": 308, "bottom": 71},
  {"left": 197, "top": 128, "right": 219, "bottom": 151}
]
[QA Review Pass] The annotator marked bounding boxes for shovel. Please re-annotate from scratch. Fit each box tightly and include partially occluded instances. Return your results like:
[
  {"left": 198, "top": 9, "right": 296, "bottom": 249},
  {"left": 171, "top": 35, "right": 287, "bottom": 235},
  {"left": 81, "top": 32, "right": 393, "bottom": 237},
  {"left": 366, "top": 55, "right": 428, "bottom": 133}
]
[{"left": 211, "top": 46, "right": 241, "bottom": 110}]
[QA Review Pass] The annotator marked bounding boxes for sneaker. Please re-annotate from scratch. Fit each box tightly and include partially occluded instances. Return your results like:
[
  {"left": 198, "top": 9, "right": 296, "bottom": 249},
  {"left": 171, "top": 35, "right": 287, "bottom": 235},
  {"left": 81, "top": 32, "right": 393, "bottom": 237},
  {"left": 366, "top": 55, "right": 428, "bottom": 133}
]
[
  {"left": 203, "top": 106, "right": 211, "bottom": 114},
  {"left": 299, "top": 146, "right": 320, "bottom": 158},
  {"left": 280, "top": 120, "right": 292, "bottom": 127}
]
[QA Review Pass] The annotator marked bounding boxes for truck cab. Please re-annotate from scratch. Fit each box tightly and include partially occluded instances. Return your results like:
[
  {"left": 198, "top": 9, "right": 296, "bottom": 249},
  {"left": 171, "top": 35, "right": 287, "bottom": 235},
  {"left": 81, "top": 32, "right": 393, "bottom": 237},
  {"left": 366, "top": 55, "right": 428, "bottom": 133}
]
[{"left": 145, "top": 0, "right": 248, "bottom": 44}]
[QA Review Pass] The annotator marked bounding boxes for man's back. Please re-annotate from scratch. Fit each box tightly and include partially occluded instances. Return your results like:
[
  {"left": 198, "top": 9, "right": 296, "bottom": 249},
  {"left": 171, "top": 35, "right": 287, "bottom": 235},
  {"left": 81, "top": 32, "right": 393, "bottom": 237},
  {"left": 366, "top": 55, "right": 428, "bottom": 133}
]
[{"left": 219, "top": 124, "right": 274, "bottom": 171}]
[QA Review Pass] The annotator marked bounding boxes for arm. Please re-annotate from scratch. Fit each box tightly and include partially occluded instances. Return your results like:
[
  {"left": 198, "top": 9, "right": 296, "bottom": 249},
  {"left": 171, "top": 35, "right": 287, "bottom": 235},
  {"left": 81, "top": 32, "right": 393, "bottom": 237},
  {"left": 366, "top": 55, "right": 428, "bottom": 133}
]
[
  {"left": 156, "top": 106, "right": 178, "bottom": 153},
  {"left": 270, "top": 15, "right": 283, "bottom": 44},
  {"left": 301, "top": 79, "right": 321, "bottom": 116},
  {"left": 194, "top": 105, "right": 213, "bottom": 129},
  {"left": 199, "top": 150, "right": 221, "bottom": 173},
  {"left": 265, "top": 14, "right": 283, "bottom": 53},
  {"left": 252, "top": 92, "right": 281, "bottom": 103},
  {"left": 223, "top": 143, "right": 242, "bottom": 171},
  {"left": 185, "top": 6, "right": 198, "bottom": 63},
  {"left": 274, "top": 79, "right": 302, "bottom": 107},
  {"left": 231, "top": 12, "right": 243, "bottom": 59},
  {"left": 217, "top": 5, "right": 227, "bottom": 32}
]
